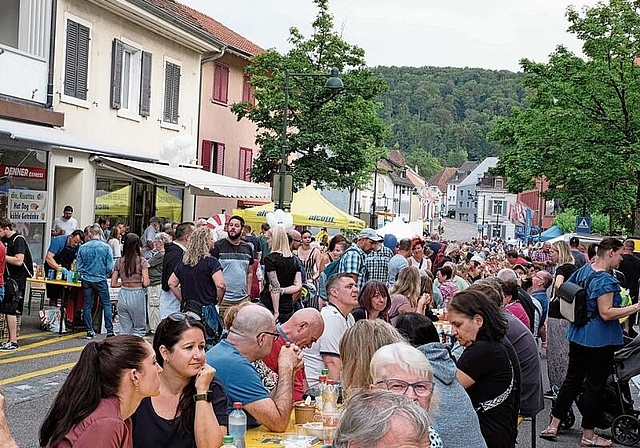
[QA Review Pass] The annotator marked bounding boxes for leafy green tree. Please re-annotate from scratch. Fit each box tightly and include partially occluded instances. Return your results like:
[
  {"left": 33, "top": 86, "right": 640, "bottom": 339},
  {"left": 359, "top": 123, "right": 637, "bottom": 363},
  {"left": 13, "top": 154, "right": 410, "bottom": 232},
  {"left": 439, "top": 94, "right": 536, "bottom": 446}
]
[
  {"left": 553, "top": 210, "right": 609, "bottom": 235},
  {"left": 490, "top": 0, "right": 640, "bottom": 233},
  {"left": 232, "top": 0, "right": 389, "bottom": 190}
]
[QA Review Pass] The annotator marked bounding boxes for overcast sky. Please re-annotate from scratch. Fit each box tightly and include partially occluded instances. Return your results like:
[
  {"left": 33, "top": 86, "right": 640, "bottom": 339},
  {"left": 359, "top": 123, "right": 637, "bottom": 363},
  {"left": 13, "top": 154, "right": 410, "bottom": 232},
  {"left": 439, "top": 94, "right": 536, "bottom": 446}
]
[{"left": 181, "top": 0, "right": 602, "bottom": 72}]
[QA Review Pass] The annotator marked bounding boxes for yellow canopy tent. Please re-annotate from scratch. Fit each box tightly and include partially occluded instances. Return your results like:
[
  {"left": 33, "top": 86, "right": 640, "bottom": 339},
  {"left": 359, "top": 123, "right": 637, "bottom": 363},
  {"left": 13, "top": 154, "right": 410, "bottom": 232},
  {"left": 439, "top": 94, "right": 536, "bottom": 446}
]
[
  {"left": 95, "top": 186, "right": 182, "bottom": 222},
  {"left": 233, "top": 185, "right": 365, "bottom": 231}
]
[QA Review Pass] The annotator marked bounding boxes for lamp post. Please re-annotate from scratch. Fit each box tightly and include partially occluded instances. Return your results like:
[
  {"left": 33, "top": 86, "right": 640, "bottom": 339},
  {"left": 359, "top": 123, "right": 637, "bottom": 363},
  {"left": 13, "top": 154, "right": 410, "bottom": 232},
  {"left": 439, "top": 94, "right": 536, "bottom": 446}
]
[
  {"left": 371, "top": 163, "right": 378, "bottom": 228},
  {"left": 275, "top": 67, "right": 344, "bottom": 210}
]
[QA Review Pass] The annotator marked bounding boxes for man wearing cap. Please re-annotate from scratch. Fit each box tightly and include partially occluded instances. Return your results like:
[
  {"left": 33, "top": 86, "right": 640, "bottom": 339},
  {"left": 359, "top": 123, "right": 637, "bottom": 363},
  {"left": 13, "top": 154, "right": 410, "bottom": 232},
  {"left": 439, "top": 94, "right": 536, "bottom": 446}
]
[
  {"left": 337, "top": 228, "right": 382, "bottom": 291},
  {"left": 569, "top": 236, "right": 586, "bottom": 269}
]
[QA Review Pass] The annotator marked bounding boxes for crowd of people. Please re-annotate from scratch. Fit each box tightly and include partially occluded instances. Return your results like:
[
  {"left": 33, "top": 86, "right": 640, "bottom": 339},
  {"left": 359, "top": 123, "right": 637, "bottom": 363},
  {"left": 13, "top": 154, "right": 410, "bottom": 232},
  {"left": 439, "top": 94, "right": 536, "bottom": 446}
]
[{"left": 1, "top": 210, "right": 640, "bottom": 448}]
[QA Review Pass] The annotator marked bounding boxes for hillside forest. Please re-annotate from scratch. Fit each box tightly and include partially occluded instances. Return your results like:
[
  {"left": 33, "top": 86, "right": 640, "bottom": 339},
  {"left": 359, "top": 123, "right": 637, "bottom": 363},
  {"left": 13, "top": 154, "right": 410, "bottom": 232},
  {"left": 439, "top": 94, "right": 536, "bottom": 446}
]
[{"left": 373, "top": 66, "right": 526, "bottom": 178}]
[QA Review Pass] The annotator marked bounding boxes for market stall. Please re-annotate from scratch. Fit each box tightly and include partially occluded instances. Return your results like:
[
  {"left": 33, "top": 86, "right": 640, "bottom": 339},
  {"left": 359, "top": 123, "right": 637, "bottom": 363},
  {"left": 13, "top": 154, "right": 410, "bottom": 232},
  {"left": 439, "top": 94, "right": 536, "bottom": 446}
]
[{"left": 233, "top": 186, "right": 365, "bottom": 231}]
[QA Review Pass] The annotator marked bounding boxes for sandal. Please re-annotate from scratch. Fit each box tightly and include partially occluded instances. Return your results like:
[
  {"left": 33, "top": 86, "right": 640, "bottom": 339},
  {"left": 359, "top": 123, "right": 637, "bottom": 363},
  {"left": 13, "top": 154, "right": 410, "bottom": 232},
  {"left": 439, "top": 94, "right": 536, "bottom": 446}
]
[
  {"left": 539, "top": 425, "right": 558, "bottom": 440},
  {"left": 580, "top": 435, "right": 613, "bottom": 447}
]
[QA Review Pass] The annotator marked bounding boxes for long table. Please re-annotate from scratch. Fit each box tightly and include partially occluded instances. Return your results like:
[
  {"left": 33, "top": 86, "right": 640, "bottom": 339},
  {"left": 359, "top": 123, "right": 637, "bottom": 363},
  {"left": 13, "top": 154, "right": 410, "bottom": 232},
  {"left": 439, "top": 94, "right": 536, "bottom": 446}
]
[
  {"left": 246, "top": 413, "right": 322, "bottom": 447},
  {"left": 27, "top": 278, "right": 82, "bottom": 334}
]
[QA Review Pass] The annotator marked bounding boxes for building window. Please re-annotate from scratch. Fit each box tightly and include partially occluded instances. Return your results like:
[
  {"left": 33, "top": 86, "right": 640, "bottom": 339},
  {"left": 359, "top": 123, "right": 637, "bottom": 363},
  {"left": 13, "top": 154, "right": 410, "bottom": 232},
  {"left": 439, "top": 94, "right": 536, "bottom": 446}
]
[
  {"left": 212, "top": 63, "right": 229, "bottom": 104},
  {"left": 493, "top": 200, "right": 506, "bottom": 215},
  {"left": 163, "top": 60, "right": 181, "bottom": 124},
  {"left": 238, "top": 147, "right": 253, "bottom": 181},
  {"left": 201, "top": 140, "right": 225, "bottom": 174},
  {"left": 64, "top": 18, "right": 90, "bottom": 101},
  {"left": 110, "top": 38, "right": 152, "bottom": 118},
  {"left": 242, "top": 75, "right": 255, "bottom": 104},
  {"left": 495, "top": 178, "right": 503, "bottom": 189}
]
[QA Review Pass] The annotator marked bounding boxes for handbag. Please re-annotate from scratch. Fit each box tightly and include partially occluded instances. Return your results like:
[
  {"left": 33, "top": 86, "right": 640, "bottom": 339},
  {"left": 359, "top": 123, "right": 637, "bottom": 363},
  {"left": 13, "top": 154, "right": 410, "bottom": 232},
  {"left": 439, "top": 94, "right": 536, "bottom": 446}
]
[
  {"left": 556, "top": 270, "right": 604, "bottom": 326},
  {"left": 548, "top": 297, "right": 562, "bottom": 319}
]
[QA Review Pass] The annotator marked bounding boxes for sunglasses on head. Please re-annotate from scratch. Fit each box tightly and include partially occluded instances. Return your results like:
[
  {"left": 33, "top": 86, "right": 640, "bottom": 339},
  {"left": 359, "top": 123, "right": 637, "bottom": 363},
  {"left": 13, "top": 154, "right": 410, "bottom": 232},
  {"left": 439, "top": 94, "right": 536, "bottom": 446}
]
[{"left": 167, "top": 311, "right": 201, "bottom": 322}]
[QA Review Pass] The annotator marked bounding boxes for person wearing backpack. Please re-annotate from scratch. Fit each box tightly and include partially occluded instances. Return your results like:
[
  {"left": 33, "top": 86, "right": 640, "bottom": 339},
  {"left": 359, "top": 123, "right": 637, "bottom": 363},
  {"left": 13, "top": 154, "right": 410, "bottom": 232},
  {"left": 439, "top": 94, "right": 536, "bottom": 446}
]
[
  {"left": 540, "top": 238, "right": 640, "bottom": 447},
  {"left": 0, "top": 218, "right": 33, "bottom": 351}
]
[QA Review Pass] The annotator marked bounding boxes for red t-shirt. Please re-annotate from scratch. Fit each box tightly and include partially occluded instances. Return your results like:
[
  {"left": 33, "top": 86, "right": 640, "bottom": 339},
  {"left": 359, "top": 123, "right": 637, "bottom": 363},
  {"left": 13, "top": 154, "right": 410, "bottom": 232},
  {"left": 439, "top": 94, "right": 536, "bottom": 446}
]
[
  {"left": 0, "top": 242, "right": 5, "bottom": 287},
  {"left": 262, "top": 332, "right": 307, "bottom": 402}
]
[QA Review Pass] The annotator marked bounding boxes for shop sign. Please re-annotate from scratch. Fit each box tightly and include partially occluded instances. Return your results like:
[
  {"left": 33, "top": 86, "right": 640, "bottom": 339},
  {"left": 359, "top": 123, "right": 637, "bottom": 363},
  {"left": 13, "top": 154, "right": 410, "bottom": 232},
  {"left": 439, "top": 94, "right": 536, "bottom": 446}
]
[
  {"left": 8, "top": 189, "right": 47, "bottom": 222},
  {"left": 1, "top": 164, "right": 47, "bottom": 179}
]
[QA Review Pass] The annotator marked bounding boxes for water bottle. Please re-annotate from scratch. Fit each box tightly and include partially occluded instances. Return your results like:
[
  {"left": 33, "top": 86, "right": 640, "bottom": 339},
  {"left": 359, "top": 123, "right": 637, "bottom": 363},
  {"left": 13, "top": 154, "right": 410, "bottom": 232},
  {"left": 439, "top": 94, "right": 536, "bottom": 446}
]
[
  {"left": 228, "top": 402, "right": 247, "bottom": 448},
  {"left": 315, "top": 374, "right": 327, "bottom": 412},
  {"left": 221, "top": 435, "right": 237, "bottom": 448}
]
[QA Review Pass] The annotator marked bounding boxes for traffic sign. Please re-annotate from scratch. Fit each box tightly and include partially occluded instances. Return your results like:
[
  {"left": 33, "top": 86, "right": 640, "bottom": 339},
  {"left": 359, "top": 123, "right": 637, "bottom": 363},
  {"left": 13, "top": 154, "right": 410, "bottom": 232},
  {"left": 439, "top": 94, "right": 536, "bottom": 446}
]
[{"left": 576, "top": 216, "right": 591, "bottom": 234}]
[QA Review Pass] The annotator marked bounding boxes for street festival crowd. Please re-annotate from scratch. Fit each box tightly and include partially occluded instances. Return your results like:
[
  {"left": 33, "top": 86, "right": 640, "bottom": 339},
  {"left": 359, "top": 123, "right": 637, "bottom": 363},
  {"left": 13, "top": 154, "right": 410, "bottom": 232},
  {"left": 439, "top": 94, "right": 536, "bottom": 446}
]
[{"left": 1, "top": 209, "right": 640, "bottom": 447}]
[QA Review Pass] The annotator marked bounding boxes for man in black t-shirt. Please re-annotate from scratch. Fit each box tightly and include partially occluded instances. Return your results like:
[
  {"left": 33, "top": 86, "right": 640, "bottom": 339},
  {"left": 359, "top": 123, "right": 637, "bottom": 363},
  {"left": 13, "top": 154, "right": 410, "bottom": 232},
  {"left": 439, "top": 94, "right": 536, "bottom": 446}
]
[{"left": 0, "top": 218, "right": 33, "bottom": 351}]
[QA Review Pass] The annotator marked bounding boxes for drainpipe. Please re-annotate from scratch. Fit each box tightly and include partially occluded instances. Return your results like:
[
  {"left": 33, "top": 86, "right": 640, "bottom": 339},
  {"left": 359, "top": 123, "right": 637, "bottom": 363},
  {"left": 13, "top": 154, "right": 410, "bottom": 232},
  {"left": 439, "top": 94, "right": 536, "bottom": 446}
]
[
  {"left": 193, "top": 46, "right": 226, "bottom": 215},
  {"left": 46, "top": 0, "right": 58, "bottom": 109}
]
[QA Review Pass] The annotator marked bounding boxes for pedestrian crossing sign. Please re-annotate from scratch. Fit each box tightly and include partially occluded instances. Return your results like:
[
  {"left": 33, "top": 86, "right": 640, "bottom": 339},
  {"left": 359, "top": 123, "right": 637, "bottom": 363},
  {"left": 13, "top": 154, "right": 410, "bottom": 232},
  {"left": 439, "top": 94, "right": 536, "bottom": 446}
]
[{"left": 576, "top": 216, "right": 591, "bottom": 234}]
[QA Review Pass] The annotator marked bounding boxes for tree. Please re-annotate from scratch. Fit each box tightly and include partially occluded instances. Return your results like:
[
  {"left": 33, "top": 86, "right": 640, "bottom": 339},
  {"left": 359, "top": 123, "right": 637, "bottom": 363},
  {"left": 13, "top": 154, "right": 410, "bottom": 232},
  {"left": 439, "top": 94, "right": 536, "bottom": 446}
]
[
  {"left": 232, "top": 0, "right": 389, "bottom": 191},
  {"left": 489, "top": 0, "right": 640, "bottom": 234}
]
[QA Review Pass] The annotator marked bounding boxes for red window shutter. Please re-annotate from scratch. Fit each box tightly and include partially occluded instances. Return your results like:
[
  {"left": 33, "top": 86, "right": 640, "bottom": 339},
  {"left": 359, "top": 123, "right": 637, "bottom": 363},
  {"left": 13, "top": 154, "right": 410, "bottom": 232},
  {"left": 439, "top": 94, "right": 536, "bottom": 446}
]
[
  {"left": 215, "top": 143, "right": 225, "bottom": 174},
  {"left": 239, "top": 147, "right": 253, "bottom": 181},
  {"left": 221, "top": 66, "right": 229, "bottom": 104},
  {"left": 201, "top": 140, "right": 212, "bottom": 171},
  {"left": 242, "top": 75, "right": 254, "bottom": 104},
  {"left": 213, "top": 63, "right": 229, "bottom": 104}
]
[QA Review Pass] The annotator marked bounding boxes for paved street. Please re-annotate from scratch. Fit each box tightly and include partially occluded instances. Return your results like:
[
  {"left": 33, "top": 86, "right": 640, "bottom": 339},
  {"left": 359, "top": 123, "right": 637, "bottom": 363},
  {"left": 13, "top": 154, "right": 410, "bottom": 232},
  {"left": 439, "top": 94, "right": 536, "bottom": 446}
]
[
  {"left": 1, "top": 311, "right": 633, "bottom": 448},
  {"left": 441, "top": 217, "right": 479, "bottom": 242}
]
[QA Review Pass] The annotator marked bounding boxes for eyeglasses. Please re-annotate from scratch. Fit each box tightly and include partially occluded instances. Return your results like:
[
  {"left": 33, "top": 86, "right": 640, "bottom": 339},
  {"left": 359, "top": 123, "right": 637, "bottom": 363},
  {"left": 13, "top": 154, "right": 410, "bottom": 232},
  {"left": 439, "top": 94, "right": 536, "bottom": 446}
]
[
  {"left": 167, "top": 311, "right": 201, "bottom": 322},
  {"left": 375, "top": 379, "right": 434, "bottom": 397},
  {"left": 257, "top": 331, "right": 280, "bottom": 341},
  {"left": 293, "top": 239, "right": 302, "bottom": 243}
]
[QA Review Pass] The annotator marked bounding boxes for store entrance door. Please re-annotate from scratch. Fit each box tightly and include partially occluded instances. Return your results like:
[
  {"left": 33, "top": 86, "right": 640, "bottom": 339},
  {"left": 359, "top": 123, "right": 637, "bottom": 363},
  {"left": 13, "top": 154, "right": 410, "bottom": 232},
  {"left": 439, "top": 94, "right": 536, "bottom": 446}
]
[{"left": 132, "top": 181, "right": 155, "bottom": 236}]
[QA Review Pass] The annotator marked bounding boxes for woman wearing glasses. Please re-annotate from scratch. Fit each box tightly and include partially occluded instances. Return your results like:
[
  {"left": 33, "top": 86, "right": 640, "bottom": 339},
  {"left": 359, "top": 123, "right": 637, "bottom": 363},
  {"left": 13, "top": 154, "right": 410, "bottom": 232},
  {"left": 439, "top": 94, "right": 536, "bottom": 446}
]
[
  {"left": 448, "top": 289, "right": 519, "bottom": 448},
  {"left": 132, "top": 312, "right": 226, "bottom": 448},
  {"left": 370, "top": 342, "right": 443, "bottom": 448}
]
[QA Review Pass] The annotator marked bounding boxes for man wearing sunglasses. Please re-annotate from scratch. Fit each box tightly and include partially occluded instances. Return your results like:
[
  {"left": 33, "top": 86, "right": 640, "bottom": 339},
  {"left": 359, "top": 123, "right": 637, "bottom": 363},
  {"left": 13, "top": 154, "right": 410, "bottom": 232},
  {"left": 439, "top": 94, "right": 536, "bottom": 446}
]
[{"left": 206, "top": 304, "right": 303, "bottom": 432}]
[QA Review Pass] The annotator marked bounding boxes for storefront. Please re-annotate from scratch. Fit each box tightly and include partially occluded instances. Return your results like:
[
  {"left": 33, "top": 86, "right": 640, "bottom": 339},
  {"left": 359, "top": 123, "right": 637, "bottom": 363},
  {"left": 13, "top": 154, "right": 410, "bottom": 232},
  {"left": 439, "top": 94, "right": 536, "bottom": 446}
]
[{"left": 0, "top": 143, "right": 49, "bottom": 262}]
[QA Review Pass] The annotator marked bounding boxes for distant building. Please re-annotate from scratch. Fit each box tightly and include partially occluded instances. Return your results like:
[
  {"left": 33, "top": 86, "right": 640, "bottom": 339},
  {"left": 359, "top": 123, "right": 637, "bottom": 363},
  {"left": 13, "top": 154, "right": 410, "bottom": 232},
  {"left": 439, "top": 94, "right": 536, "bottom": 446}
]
[
  {"left": 455, "top": 157, "right": 498, "bottom": 223},
  {"left": 446, "top": 161, "right": 479, "bottom": 216}
]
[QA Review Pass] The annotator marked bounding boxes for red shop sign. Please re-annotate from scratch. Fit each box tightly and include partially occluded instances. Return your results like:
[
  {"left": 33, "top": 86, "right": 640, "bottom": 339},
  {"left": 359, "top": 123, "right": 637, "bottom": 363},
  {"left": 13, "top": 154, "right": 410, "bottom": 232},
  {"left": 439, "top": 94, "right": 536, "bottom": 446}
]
[{"left": 0, "top": 164, "right": 47, "bottom": 179}]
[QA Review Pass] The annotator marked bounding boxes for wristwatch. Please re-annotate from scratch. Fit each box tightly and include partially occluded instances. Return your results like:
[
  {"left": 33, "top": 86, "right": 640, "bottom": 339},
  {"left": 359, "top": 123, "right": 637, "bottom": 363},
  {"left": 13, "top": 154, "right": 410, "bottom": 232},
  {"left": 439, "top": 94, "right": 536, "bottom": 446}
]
[{"left": 193, "top": 391, "right": 214, "bottom": 402}]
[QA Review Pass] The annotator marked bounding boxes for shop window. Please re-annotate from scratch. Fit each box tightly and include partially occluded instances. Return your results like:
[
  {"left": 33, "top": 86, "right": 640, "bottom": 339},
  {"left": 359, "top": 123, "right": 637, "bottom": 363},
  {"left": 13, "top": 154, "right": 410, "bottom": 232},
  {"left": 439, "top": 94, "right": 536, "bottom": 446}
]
[
  {"left": 155, "top": 187, "right": 183, "bottom": 223},
  {"left": 63, "top": 18, "right": 90, "bottom": 101},
  {"left": 0, "top": 146, "right": 48, "bottom": 263},
  {"left": 94, "top": 179, "right": 132, "bottom": 228},
  {"left": 212, "top": 63, "right": 229, "bottom": 104},
  {"left": 201, "top": 140, "right": 225, "bottom": 174},
  {"left": 238, "top": 147, "right": 253, "bottom": 181},
  {"left": 163, "top": 59, "right": 181, "bottom": 124},
  {"left": 110, "top": 38, "right": 152, "bottom": 119}
]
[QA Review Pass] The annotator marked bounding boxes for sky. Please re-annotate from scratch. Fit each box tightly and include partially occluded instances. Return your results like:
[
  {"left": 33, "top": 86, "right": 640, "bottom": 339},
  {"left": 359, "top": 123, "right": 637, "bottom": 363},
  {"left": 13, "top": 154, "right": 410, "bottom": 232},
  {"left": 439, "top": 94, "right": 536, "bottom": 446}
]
[{"left": 181, "top": 0, "right": 602, "bottom": 72}]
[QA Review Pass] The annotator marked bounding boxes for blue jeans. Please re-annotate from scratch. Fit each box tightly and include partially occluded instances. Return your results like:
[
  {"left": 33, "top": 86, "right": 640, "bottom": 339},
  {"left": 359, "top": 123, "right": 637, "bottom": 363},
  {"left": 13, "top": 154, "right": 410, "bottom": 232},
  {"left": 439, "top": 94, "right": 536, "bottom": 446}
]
[{"left": 82, "top": 279, "right": 113, "bottom": 334}]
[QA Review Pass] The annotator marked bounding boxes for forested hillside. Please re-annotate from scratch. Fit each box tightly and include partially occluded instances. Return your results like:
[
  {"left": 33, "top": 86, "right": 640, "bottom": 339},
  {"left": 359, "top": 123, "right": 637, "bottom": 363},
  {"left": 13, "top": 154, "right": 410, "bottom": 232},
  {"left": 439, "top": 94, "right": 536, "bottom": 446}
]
[{"left": 373, "top": 66, "right": 527, "bottom": 177}]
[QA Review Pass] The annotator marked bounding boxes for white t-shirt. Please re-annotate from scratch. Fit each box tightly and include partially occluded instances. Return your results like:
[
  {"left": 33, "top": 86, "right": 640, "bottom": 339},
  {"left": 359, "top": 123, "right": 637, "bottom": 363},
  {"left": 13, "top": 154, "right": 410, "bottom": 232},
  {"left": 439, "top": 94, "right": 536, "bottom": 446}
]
[
  {"left": 303, "top": 304, "right": 355, "bottom": 386},
  {"left": 52, "top": 216, "right": 78, "bottom": 235}
]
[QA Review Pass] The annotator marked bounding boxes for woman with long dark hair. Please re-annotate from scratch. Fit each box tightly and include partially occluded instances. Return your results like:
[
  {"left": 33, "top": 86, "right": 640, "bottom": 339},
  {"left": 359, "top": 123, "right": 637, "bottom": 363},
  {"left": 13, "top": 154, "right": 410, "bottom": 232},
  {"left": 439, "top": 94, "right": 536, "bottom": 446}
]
[
  {"left": 132, "top": 312, "right": 226, "bottom": 448},
  {"left": 111, "top": 233, "right": 150, "bottom": 336},
  {"left": 40, "top": 335, "right": 161, "bottom": 447},
  {"left": 448, "top": 289, "right": 519, "bottom": 448},
  {"left": 351, "top": 281, "right": 391, "bottom": 322},
  {"left": 540, "top": 238, "right": 639, "bottom": 447}
]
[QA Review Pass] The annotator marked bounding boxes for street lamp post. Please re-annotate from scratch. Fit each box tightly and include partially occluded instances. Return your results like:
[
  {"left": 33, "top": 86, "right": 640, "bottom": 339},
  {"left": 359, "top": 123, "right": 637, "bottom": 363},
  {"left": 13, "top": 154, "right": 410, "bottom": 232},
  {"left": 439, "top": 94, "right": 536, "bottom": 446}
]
[{"left": 275, "top": 68, "right": 344, "bottom": 210}]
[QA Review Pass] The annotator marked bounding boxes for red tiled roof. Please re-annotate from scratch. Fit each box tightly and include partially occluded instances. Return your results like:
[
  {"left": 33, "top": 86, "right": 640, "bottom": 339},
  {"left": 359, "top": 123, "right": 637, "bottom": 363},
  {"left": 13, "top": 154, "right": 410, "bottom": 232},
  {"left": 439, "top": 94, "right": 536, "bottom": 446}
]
[
  {"left": 428, "top": 167, "right": 457, "bottom": 193},
  {"left": 143, "top": 0, "right": 264, "bottom": 56},
  {"left": 387, "top": 149, "right": 407, "bottom": 167},
  {"left": 148, "top": 0, "right": 264, "bottom": 56}
]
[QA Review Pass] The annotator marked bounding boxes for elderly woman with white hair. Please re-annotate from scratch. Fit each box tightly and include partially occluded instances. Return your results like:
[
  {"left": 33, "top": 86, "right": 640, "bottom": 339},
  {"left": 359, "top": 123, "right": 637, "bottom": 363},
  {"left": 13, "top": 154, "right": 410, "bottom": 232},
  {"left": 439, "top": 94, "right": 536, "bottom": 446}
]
[
  {"left": 331, "top": 390, "right": 432, "bottom": 448},
  {"left": 370, "top": 343, "right": 443, "bottom": 447},
  {"left": 147, "top": 232, "right": 172, "bottom": 333}
]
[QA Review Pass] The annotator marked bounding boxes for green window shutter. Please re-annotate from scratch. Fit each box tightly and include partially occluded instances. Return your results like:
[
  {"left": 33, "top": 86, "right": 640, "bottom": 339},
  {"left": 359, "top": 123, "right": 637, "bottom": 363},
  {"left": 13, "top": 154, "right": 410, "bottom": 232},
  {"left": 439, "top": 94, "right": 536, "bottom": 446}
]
[
  {"left": 64, "top": 20, "right": 90, "bottom": 99},
  {"left": 139, "top": 51, "right": 152, "bottom": 116},
  {"left": 110, "top": 38, "right": 124, "bottom": 109},
  {"left": 63, "top": 20, "right": 78, "bottom": 97}
]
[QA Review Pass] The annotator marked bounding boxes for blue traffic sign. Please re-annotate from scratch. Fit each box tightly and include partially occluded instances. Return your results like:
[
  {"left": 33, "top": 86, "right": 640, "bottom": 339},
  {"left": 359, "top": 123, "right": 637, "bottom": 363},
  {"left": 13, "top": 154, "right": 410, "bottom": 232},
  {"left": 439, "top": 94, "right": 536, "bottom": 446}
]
[{"left": 576, "top": 216, "right": 591, "bottom": 234}]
